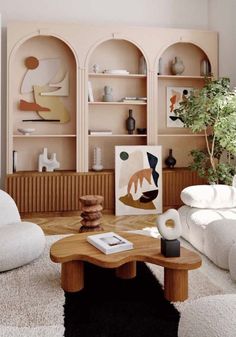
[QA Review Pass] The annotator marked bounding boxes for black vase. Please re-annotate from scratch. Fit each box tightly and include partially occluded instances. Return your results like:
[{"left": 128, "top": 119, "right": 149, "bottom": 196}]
[
  {"left": 165, "top": 149, "right": 176, "bottom": 168},
  {"left": 126, "top": 109, "right": 135, "bottom": 134}
]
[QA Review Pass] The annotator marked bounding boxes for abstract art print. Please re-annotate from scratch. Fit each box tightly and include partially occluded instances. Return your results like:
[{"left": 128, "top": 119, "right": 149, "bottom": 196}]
[
  {"left": 166, "top": 86, "right": 192, "bottom": 127},
  {"left": 115, "top": 145, "right": 162, "bottom": 215}
]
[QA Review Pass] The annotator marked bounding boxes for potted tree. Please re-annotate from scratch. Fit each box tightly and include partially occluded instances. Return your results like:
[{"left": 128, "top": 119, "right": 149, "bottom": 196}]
[{"left": 174, "top": 77, "right": 236, "bottom": 184}]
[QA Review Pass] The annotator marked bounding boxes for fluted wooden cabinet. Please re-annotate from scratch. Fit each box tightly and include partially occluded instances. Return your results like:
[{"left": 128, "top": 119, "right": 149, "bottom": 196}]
[{"left": 6, "top": 168, "right": 204, "bottom": 216}]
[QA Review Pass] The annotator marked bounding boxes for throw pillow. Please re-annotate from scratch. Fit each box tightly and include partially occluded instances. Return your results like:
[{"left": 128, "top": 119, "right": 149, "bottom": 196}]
[{"left": 181, "top": 185, "right": 236, "bottom": 209}]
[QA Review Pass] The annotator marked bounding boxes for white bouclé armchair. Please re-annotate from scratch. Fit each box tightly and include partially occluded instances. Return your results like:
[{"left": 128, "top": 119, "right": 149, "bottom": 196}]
[{"left": 0, "top": 189, "right": 45, "bottom": 272}]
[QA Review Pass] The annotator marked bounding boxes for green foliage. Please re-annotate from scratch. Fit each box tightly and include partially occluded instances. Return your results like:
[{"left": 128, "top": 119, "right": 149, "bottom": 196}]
[{"left": 174, "top": 78, "right": 236, "bottom": 184}]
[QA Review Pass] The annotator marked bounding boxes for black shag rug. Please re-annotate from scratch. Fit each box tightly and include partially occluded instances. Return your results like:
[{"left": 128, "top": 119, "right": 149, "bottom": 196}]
[{"left": 64, "top": 262, "right": 180, "bottom": 337}]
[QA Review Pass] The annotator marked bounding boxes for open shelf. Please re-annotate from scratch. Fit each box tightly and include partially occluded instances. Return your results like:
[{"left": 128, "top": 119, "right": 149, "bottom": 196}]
[
  {"left": 89, "top": 134, "right": 147, "bottom": 137},
  {"left": 88, "top": 101, "right": 147, "bottom": 105},
  {"left": 13, "top": 134, "right": 77, "bottom": 138},
  {"left": 158, "top": 75, "right": 207, "bottom": 80},
  {"left": 89, "top": 73, "right": 146, "bottom": 79},
  {"left": 158, "top": 134, "right": 204, "bottom": 137}
]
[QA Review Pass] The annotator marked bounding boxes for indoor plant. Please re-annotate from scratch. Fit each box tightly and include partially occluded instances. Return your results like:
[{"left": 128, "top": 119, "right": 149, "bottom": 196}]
[{"left": 174, "top": 77, "right": 236, "bottom": 184}]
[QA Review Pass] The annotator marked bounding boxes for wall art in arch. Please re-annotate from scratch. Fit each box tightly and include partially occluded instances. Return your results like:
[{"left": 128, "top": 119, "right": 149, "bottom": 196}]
[
  {"left": 115, "top": 145, "right": 162, "bottom": 215},
  {"left": 166, "top": 86, "right": 193, "bottom": 127}
]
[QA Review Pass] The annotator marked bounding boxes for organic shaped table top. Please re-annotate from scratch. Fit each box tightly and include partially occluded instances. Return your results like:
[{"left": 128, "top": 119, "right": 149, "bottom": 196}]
[{"left": 50, "top": 231, "right": 201, "bottom": 271}]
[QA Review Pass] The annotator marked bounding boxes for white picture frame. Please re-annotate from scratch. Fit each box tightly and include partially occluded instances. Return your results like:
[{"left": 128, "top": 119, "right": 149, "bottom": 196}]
[
  {"left": 88, "top": 81, "right": 94, "bottom": 102},
  {"left": 115, "top": 145, "right": 162, "bottom": 215},
  {"left": 166, "top": 86, "right": 192, "bottom": 127}
]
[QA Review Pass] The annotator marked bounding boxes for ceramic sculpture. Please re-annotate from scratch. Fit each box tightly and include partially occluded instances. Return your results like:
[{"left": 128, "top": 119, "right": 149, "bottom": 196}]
[
  {"left": 38, "top": 148, "right": 60, "bottom": 172},
  {"left": 156, "top": 209, "right": 182, "bottom": 257}
]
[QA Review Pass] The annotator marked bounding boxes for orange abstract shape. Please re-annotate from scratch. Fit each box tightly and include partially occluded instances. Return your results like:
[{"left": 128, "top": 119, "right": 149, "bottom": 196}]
[
  {"left": 25, "top": 56, "right": 39, "bottom": 70},
  {"left": 19, "top": 99, "right": 50, "bottom": 112},
  {"left": 127, "top": 168, "right": 152, "bottom": 195},
  {"left": 169, "top": 90, "right": 181, "bottom": 112},
  {"left": 169, "top": 94, "right": 177, "bottom": 112}
]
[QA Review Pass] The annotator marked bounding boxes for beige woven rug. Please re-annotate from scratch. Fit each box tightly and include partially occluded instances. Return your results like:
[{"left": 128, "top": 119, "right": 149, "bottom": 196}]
[{"left": 0, "top": 232, "right": 236, "bottom": 336}]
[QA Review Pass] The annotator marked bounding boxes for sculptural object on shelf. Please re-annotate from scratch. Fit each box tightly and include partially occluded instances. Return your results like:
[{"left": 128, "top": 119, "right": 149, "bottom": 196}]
[
  {"left": 38, "top": 147, "right": 60, "bottom": 172},
  {"left": 171, "top": 57, "right": 185, "bottom": 75},
  {"left": 102, "top": 85, "right": 113, "bottom": 102},
  {"left": 126, "top": 109, "right": 136, "bottom": 134},
  {"left": 165, "top": 149, "right": 176, "bottom": 168},
  {"left": 92, "top": 147, "right": 103, "bottom": 171}
]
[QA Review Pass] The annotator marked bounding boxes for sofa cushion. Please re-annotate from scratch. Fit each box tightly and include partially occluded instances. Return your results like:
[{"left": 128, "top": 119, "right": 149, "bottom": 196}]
[
  {"left": 181, "top": 184, "right": 236, "bottom": 209},
  {"left": 178, "top": 205, "right": 236, "bottom": 253}
]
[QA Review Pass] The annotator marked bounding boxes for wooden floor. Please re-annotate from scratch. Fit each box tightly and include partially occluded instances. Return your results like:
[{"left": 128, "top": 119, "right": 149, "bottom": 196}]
[{"left": 25, "top": 213, "right": 158, "bottom": 235}]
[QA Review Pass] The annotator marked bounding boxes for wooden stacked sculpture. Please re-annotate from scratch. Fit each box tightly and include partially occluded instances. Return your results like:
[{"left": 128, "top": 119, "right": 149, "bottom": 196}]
[{"left": 79, "top": 195, "right": 104, "bottom": 232}]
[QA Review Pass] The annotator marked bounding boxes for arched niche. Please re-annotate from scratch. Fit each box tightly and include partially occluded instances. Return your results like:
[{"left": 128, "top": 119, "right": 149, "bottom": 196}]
[
  {"left": 11, "top": 35, "right": 77, "bottom": 135},
  {"left": 87, "top": 39, "right": 147, "bottom": 170},
  {"left": 9, "top": 35, "right": 77, "bottom": 171},
  {"left": 158, "top": 42, "right": 210, "bottom": 77},
  {"left": 88, "top": 39, "right": 146, "bottom": 74}
]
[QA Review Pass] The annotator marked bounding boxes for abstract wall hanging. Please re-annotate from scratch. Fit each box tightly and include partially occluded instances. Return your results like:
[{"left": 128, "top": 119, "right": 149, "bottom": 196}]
[
  {"left": 19, "top": 56, "right": 70, "bottom": 123},
  {"left": 115, "top": 145, "right": 162, "bottom": 215},
  {"left": 166, "top": 86, "right": 192, "bottom": 127}
]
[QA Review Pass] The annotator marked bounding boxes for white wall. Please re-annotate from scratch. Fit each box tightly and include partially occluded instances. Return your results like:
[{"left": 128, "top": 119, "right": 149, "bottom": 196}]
[
  {"left": 0, "top": 0, "right": 208, "bottom": 28},
  {"left": 208, "top": 0, "right": 236, "bottom": 87},
  {"left": 0, "top": 0, "right": 235, "bottom": 187}
]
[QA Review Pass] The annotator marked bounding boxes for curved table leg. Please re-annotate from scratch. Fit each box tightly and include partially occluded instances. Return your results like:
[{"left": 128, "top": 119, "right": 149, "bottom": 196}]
[
  {"left": 61, "top": 261, "right": 84, "bottom": 292},
  {"left": 116, "top": 261, "right": 137, "bottom": 279},
  {"left": 164, "top": 268, "right": 188, "bottom": 302}
]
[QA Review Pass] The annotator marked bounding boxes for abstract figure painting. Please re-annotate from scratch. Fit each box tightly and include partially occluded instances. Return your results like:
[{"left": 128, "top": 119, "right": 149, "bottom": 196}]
[
  {"left": 167, "top": 87, "right": 192, "bottom": 127},
  {"left": 115, "top": 146, "right": 162, "bottom": 215},
  {"left": 19, "top": 56, "right": 70, "bottom": 123}
]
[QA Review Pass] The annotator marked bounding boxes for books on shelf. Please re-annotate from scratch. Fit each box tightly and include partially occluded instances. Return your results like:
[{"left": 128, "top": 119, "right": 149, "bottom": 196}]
[
  {"left": 87, "top": 232, "right": 133, "bottom": 254},
  {"left": 89, "top": 130, "right": 112, "bottom": 135},
  {"left": 120, "top": 96, "right": 147, "bottom": 103},
  {"left": 103, "top": 69, "right": 129, "bottom": 75}
]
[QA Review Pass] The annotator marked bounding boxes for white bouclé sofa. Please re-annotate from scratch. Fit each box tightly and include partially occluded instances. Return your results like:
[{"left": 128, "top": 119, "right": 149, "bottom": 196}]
[
  {"left": 178, "top": 184, "right": 236, "bottom": 280},
  {"left": 0, "top": 189, "right": 46, "bottom": 272}
]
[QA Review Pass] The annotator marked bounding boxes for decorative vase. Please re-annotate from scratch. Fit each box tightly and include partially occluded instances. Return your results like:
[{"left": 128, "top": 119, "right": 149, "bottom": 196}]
[
  {"left": 171, "top": 57, "right": 185, "bottom": 75},
  {"left": 92, "top": 147, "right": 103, "bottom": 171},
  {"left": 102, "top": 86, "right": 113, "bottom": 102},
  {"left": 200, "top": 59, "right": 211, "bottom": 76},
  {"left": 165, "top": 149, "right": 176, "bottom": 168},
  {"left": 126, "top": 109, "right": 136, "bottom": 134},
  {"left": 158, "top": 57, "right": 163, "bottom": 75},
  {"left": 139, "top": 56, "right": 147, "bottom": 75}
]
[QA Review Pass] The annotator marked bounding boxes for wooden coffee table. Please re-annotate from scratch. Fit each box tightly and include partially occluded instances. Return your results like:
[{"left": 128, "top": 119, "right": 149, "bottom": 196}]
[{"left": 50, "top": 232, "right": 201, "bottom": 302}]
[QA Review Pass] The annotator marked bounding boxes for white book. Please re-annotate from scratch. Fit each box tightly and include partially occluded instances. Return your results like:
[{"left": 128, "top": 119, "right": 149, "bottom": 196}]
[
  {"left": 89, "top": 130, "right": 112, "bottom": 135},
  {"left": 88, "top": 81, "right": 94, "bottom": 102},
  {"left": 87, "top": 232, "right": 133, "bottom": 254}
]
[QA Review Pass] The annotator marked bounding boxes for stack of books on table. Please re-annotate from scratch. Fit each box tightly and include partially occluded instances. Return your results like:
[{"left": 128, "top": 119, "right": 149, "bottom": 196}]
[
  {"left": 121, "top": 97, "right": 147, "bottom": 103},
  {"left": 87, "top": 232, "right": 133, "bottom": 254},
  {"left": 89, "top": 129, "right": 112, "bottom": 135}
]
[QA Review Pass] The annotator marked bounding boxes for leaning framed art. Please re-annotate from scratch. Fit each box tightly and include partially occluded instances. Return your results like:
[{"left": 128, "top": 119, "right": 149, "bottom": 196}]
[{"left": 115, "top": 145, "right": 162, "bottom": 215}]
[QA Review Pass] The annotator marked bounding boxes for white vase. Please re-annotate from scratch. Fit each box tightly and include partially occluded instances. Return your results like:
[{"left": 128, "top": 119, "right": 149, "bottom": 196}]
[
  {"left": 139, "top": 56, "right": 147, "bottom": 75},
  {"left": 171, "top": 57, "right": 185, "bottom": 75},
  {"left": 200, "top": 59, "right": 211, "bottom": 76}
]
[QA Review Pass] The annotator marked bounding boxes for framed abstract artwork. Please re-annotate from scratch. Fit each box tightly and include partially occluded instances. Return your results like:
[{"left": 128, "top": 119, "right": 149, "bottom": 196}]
[
  {"left": 115, "top": 145, "right": 162, "bottom": 215},
  {"left": 166, "top": 86, "right": 192, "bottom": 127}
]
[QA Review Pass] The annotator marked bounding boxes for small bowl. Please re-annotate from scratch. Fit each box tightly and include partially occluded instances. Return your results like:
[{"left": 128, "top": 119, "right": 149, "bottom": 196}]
[
  {"left": 137, "top": 128, "right": 147, "bottom": 134},
  {"left": 17, "top": 128, "right": 35, "bottom": 136}
]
